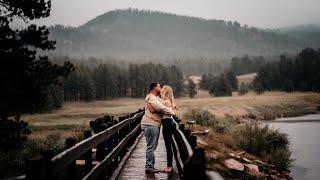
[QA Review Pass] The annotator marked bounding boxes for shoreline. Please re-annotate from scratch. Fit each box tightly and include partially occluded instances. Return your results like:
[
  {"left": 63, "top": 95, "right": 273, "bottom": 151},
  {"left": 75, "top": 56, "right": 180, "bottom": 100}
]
[{"left": 181, "top": 93, "right": 320, "bottom": 179}]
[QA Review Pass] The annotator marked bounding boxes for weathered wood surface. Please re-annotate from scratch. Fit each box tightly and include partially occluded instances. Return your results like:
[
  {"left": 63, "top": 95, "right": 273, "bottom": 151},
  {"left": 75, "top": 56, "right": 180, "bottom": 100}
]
[
  {"left": 116, "top": 128, "right": 179, "bottom": 180},
  {"left": 83, "top": 124, "right": 141, "bottom": 180}
]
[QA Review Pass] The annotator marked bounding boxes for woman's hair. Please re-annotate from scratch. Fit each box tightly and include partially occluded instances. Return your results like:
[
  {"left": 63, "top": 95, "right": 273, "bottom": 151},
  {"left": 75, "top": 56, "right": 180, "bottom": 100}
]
[{"left": 160, "top": 85, "right": 174, "bottom": 102}]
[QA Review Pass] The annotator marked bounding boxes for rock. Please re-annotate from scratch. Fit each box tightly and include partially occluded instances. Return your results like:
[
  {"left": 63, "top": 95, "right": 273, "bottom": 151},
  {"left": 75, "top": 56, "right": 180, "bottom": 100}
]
[
  {"left": 244, "top": 163, "right": 259, "bottom": 173},
  {"left": 254, "top": 159, "right": 267, "bottom": 165},
  {"left": 197, "top": 137, "right": 208, "bottom": 147},
  {"left": 270, "top": 174, "right": 278, "bottom": 179},
  {"left": 228, "top": 152, "right": 241, "bottom": 159},
  {"left": 210, "top": 153, "right": 218, "bottom": 160},
  {"left": 242, "top": 157, "right": 253, "bottom": 163},
  {"left": 224, "top": 158, "right": 244, "bottom": 171},
  {"left": 237, "top": 151, "right": 245, "bottom": 156}
]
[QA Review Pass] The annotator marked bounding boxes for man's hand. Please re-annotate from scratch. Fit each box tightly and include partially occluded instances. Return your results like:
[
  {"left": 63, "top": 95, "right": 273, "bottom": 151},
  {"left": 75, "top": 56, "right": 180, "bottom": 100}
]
[{"left": 146, "top": 102, "right": 156, "bottom": 112}]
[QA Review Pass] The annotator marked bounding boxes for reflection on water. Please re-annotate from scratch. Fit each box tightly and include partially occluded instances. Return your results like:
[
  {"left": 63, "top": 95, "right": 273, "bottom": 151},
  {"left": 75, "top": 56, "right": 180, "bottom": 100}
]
[{"left": 265, "top": 114, "right": 320, "bottom": 180}]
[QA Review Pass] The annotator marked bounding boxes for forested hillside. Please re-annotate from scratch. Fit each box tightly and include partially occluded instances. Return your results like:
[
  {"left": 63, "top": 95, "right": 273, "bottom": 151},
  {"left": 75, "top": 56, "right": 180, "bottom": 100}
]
[
  {"left": 272, "top": 24, "right": 320, "bottom": 49},
  {"left": 48, "top": 9, "right": 309, "bottom": 60}
]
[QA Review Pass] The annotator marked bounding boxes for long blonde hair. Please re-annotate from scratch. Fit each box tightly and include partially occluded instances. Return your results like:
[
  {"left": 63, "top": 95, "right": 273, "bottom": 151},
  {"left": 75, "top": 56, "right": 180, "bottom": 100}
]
[{"left": 160, "top": 85, "right": 174, "bottom": 103}]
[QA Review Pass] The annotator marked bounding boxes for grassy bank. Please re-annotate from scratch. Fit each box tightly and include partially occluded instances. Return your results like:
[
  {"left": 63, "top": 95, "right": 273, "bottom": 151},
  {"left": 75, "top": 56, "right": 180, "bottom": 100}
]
[
  {"left": 180, "top": 92, "right": 320, "bottom": 179},
  {"left": 178, "top": 91, "right": 320, "bottom": 121}
]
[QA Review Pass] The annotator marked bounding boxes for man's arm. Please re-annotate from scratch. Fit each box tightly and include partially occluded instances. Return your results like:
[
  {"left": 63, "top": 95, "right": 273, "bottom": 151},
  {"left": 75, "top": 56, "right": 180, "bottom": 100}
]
[
  {"left": 146, "top": 102, "right": 156, "bottom": 112},
  {"left": 148, "top": 96, "right": 175, "bottom": 115}
]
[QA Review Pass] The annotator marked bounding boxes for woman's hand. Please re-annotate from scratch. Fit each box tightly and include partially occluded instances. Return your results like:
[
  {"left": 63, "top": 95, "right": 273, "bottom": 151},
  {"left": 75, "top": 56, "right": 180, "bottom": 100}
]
[
  {"left": 173, "top": 102, "right": 179, "bottom": 111},
  {"left": 162, "top": 100, "right": 172, "bottom": 108}
]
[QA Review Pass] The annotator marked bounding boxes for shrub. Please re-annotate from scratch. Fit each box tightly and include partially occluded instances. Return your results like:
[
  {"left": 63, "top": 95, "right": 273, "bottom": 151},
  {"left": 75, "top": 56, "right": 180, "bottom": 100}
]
[
  {"left": 44, "top": 132, "right": 64, "bottom": 153},
  {"left": 233, "top": 122, "right": 292, "bottom": 171},
  {"left": 183, "top": 109, "right": 236, "bottom": 133},
  {"left": 0, "top": 132, "right": 67, "bottom": 178},
  {"left": 264, "top": 148, "right": 292, "bottom": 172},
  {"left": 0, "top": 117, "right": 31, "bottom": 151},
  {"left": 183, "top": 108, "right": 216, "bottom": 127}
]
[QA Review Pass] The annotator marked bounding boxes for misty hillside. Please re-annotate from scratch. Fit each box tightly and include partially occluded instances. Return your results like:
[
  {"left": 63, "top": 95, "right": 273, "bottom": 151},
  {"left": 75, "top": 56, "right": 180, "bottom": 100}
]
[
  {"left": 272, "top": 24, "right": 320, "bottom": 49},
  {"left": 48, "top": 9, "right": 313, "bottom": 59}
]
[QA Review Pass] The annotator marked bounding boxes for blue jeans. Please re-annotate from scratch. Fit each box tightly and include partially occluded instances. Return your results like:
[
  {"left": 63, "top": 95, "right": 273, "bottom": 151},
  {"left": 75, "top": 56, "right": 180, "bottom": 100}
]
[{"left": 141, "top": 124, "right": 160, "bottom": 170}]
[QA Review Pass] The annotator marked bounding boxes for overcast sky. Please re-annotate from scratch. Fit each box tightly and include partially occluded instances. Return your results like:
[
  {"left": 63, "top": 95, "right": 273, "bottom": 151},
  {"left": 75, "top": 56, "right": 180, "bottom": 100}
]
[{"left": 39, "top": 0, "right": 320, "bottom": 28}]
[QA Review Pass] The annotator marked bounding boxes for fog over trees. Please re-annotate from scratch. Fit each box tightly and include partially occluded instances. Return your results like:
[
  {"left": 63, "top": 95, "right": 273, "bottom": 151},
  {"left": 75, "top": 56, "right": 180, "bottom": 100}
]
[{"left": 48, "top": 9, "right": 318, "bottom": 60}]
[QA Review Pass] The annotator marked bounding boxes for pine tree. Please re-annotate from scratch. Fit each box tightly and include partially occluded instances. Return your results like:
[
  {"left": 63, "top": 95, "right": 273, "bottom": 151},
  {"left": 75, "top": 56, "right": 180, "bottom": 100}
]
[
  {"left": 0, "top": 0, "right": 74, "bottom": 150},
  {"left": 253, "top": 81, "right": 265, "bottom": 95},
  {"left": 199, "top": 73, "right": 215, "bottom": 90},
  {"left": 238, "top": 82, "right": 249, "bottom": 95},
  {"left": 187, "top": 79, "right": 197, "bottom": 98},
  {"left": 224, "top": 71, "right": 238, "bottom": 91},
  {"left": 209, "top": 75, "right": 232, "bottom": 97}
]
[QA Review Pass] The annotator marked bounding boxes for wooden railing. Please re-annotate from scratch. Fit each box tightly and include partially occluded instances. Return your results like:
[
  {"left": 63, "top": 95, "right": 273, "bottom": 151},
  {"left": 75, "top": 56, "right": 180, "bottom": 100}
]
[
  {"left": 171, "top": 116, "right": 222, "bottom": 180},
  {"left": 22, "top": 109, "right": 222, "bottom": 180},
  {"left": 25, "top": 109, "right": 144, "bottom": 180}
]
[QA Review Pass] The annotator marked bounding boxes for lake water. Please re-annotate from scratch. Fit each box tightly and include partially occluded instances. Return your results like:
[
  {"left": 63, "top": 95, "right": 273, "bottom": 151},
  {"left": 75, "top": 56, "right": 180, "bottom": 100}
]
[{"left": 265, "top": 114, "right": 320, "bottom": 180}]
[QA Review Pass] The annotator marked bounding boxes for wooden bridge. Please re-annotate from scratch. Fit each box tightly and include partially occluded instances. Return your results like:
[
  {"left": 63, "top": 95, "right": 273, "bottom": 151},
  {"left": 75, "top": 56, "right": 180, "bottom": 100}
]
[{"left": 23, "top": 109, "right": 222, "bottom": 180}]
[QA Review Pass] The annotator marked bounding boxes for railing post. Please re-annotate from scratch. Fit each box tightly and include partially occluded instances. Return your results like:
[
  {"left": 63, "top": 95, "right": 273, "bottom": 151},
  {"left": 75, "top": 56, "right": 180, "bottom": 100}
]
[
  {"left": 96, "top": 142, "right": 105, "bottom": 161},
  {"left": 96, "top": 141, "right": 107, "bottom": 180},
  {"left": 26, "top": 155, "right": 46, "bottom": 180},
  {"left": 25, "top": 150, "right": 53, "bottom": 180},
  {"left": 179, "top": 123, "right": 185, "bottom": 131},
  {"left": 66, "top": 138, "right": 76, "bottom": 180},
  {"left": 188, "top": 135, "right": 197, "bottom": 149},
  {"left": 183, "top": 129, "right": 191, "bottom": 137},
  {"left": 111, "top": 131, "right": 119, "bottom": 177},
  {"left": 84, "top": 130, "right": 93, "bottom": 172},
  {"left": 26, "top": 150, "right": 54, "bottom": 180},
  {"left": 184, "top": 147, "right": 206, "bottom": 180}
]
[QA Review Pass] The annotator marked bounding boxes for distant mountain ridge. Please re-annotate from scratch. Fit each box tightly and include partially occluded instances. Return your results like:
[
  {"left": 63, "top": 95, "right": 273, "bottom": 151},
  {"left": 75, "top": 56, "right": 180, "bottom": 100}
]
[{"left": 48, "top": 9, "right": 318, "bottom": 59}]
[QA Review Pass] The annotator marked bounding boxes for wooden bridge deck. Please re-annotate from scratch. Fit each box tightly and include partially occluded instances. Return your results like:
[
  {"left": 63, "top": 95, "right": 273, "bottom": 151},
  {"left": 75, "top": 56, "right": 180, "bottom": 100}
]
[{"left": 116, "top": 129, "right": 180, "bottom": 180}]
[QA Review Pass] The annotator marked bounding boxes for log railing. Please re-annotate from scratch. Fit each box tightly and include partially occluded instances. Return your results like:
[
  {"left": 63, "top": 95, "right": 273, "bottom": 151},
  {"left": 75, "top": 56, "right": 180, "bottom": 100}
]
[
  {"left": 23, "top": 109, "right": 222, "bottom": 180},
  {"left": 171, "top": 116, "right": 220, "bottom": 180},
  {"left": 25, "top": 109, "right": 144, "bottom": 180}
]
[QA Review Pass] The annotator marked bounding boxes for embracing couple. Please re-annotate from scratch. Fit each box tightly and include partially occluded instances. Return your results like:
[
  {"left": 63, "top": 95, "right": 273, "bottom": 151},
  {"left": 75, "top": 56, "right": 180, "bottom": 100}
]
[{"left": 140, "top": 82, "right": 179, "bottom": 174}]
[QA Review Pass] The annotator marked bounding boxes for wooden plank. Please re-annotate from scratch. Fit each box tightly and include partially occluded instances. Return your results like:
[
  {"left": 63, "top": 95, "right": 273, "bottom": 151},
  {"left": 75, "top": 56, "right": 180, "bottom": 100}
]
[
  {"left": 109, "top": 132, "right": 143, "bottom": 180},
  {"left": 116, "top": 128, "right": 179, "bottom": 180},
  {"left": 49, "top": 112, "right": 144, "bottom": 174},
  {"left": 82, "top": 124, "right": 141, "bottom": 180}
]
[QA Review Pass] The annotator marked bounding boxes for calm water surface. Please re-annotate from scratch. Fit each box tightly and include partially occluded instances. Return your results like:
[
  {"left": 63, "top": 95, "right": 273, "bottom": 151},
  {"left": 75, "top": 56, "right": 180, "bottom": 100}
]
[{"left": 265, "top": 114, "right": 320, "bottom": 180}]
